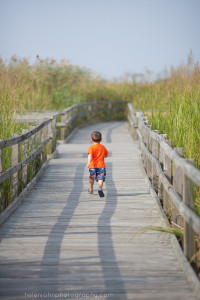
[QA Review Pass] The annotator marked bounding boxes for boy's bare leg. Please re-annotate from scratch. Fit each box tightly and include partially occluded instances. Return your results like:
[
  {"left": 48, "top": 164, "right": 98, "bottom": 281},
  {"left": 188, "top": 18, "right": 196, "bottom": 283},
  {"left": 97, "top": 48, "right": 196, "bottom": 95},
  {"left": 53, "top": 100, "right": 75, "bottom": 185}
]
[
  {"left": 89, "top": 179, "right": 94, "bottom": 192},
  {"left": 98, "top": 180, "right": 104, "bottom": 197},
  {"left": 98, "top": 180, "right": 103, "bottom": 190}
]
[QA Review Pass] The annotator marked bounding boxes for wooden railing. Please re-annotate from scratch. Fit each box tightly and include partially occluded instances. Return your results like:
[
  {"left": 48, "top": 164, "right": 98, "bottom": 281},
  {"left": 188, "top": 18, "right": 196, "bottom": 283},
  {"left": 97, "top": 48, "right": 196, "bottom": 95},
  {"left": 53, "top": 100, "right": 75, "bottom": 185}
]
[
  {"left": 56, "top": 101, "right": 127, "bottom": 140},
  {"left": 127, "top": 103, "right": 200, "bottom": 263},
  {"left": 0, "top": 113, "right": 58, "bottom": 225}
]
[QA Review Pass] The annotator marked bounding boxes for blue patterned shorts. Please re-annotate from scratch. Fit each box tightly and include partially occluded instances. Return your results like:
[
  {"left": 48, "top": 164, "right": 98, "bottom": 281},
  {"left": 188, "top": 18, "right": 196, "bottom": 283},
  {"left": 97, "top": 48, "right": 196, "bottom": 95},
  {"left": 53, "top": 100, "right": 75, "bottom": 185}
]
[{"left": 89, "top": 168, "right": 106, "bottom": 182}]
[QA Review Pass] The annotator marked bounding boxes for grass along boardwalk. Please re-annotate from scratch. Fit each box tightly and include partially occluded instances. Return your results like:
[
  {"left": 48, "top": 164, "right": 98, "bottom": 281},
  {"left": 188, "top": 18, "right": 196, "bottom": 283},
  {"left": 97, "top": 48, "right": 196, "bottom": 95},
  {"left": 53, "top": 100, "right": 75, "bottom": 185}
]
[{"left": 0, "top": 121, "right": 196, "bottom": 300}]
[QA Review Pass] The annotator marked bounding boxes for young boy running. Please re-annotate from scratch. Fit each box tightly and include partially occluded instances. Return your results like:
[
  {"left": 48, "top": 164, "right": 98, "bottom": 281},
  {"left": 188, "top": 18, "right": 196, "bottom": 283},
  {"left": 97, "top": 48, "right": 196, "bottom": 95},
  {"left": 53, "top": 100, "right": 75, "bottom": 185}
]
[{"left": 87, "top": 131, "right": 108, "bottom": 197}]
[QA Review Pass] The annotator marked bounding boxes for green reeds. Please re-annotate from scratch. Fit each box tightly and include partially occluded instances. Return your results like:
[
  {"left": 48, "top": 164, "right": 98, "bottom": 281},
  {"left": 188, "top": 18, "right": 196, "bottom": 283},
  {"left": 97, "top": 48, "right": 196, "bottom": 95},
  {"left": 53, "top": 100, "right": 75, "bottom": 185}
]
[
  {"left": 0, "top": 54, "right": 200, "bottom": 212},
  {"left": 140, "top": 225, "right": 183, "bottom": 239},
  {"left": 0, "top": 56, "right": 122, "bottom": 115}
]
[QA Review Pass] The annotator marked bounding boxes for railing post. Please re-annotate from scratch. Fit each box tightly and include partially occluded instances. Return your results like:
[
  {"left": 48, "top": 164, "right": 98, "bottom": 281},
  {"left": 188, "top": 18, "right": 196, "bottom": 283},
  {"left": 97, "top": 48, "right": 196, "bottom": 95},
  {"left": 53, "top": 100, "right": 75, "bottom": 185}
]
[
  {"left": 0, "top": 145, "right": 4, "bottom": 213},
  {"left": 29, "top": 126, "right": 36, "bottom": 180},
  {"left": 61, "top": 112, "right": 66, "bottom": 140},
  {"left": 159, "top": 134, "right": 167, "bottom": 168},
  {"left": 143, "top": 116, "right": 148, "bottom": 124},
  {"left": 172, "top": 147, "right": 183, "bottom": 228},
  {"left": 152, "top": 136, "right": 159, "bottom": 193},
  {"left": 67, "top": 110, "right": 74, "bottom": 137},
  {"left": 47, "top": 120, "right": 53, "bottom": 159},
  {"left": 146, "top": 130, "right": 152, "bottom": 180},
  {"left": 11, "top": 134, "right": 19, "bottom": 203},
  {"left": 22, "top": 130, "right": 28, "bottom": 190},
  {"left": 73, "top": 106, "right": 78, "bottom": 129},
  {"left": 163, "top": 140, "right": 172, "bottom": 215},
  {"left": 109, "top": 102, "right": 113, "bottom": 120},
  {"left": 143, "top": 125, "right": 150, "bottom": 178},
  {"left": 163, "top": 140, "right": 172, "bottom": 182},
  {"left": 128, "top": 109, "right": 138, "bottom": 140},
  {"left": 35, "top": 127, "right": 42, "bottom": 172},
  {"left": 41, "top": 125, "right": 48, "bottom": 164},
  {"left": 52, "top": 118, "right": 57, "bottom": 153},
  {"left": 183, "top": 159, "right": 195, "bottom": 261},
  {"left": 158, "top": 134, "right": 167, "bottom": 206},
  {"left": 147, "top": 126, "right": 152, "bottom": 150}
]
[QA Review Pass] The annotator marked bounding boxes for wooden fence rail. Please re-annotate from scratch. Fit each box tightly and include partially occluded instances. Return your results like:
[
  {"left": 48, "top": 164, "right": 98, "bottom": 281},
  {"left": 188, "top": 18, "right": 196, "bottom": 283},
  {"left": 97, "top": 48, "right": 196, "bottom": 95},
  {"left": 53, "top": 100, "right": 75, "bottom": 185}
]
[
  {"left": 56, "top": 101, "right": 127, "bottom": 141},
  {"left": 0, "top": 113, "right": 58, "bottom": 224},
  {"left": 127, "top": 102, "right": 200, "bottom": 263}
]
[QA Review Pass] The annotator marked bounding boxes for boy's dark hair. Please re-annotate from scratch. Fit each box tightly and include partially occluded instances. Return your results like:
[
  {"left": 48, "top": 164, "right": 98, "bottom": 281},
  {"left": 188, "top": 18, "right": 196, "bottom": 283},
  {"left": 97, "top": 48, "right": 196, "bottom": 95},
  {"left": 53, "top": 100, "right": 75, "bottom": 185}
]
[{"left": 91, "top": 131, "right": 102, "bottom": 142}]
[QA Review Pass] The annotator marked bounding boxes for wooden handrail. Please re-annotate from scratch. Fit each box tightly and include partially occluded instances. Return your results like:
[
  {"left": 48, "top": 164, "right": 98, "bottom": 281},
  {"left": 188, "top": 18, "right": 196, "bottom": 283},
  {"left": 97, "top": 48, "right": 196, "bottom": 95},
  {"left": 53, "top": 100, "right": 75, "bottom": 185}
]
[
  {"left": 137, "top": 113, "right": 200, "bottom": 186},
  {"left": 127, "top": 102, "right": 200, "bottom": 262},
  {"left": 0, "top": 114, "right": 58, "bottom": 214},
  {"left": 0, "top": 119, "right": 51, "bottom": 149},
  {"left": 0, "top": 137, "right": 50, "bottom": 185},
  {"left": 137, "top": 127, "right": 200, "bottom": 235}
]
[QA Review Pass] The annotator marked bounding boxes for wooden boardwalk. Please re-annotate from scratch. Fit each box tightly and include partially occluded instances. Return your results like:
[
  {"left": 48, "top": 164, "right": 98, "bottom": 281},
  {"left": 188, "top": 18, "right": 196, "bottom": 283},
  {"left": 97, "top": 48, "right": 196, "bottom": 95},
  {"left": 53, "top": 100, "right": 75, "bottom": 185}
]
[{"left": 0, "top": 122, "right": 196, "bottom": 300}]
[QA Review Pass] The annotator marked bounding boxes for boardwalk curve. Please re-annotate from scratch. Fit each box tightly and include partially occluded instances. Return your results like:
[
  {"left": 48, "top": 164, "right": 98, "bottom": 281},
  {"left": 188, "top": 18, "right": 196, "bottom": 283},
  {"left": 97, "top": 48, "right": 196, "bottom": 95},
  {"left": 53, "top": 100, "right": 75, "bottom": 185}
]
[{"left": 0, "top": 121, "right": 196, "bottom": 300}]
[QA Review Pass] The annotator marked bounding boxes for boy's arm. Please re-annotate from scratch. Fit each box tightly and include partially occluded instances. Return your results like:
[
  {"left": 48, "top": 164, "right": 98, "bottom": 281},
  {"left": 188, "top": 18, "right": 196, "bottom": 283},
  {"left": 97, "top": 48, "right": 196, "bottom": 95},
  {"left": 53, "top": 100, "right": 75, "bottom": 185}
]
[
  {"left": 104, "top": 149, "right": 109, "bottom": 158},
  {"left": 87, "top": 154, "right": 92, "bottom": 168}
]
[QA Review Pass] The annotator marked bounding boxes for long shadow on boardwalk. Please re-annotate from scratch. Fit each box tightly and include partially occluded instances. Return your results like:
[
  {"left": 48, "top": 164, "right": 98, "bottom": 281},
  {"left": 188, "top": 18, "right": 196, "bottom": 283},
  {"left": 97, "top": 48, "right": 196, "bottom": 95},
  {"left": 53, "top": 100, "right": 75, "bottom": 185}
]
[
  {"left": 105, "top": 123, "right": 121, "bottom": 143},
  {"left": 38, "top": 163, "right": 86, "bottom": 293},
  {"left": 38, "top": 144, "right": 127, "bottom": 298},
  {"left": 98, "top": 162, "right": 127, "bottom": 299}
]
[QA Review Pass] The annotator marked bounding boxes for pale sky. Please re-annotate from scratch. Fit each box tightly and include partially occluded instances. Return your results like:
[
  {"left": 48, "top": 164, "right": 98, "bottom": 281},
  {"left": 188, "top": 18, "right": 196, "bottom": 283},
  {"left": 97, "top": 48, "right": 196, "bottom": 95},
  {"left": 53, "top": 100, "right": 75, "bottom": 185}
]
[{"left": 0, "top": 0, "right": 200, "bottom": 79}]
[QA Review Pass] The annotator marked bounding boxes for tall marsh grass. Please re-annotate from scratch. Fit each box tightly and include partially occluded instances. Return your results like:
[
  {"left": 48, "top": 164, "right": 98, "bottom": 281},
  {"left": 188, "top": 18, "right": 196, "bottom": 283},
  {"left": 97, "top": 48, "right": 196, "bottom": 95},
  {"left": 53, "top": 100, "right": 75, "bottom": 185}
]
[
  {"left": 1, "top": 55, "right": 199, "bottom": 170},
  {"left": 0, "top": 56, "right": 121, "bottom": 113},
  {"left": 107, "top": 57, "right": 200, "bottom": 170}
]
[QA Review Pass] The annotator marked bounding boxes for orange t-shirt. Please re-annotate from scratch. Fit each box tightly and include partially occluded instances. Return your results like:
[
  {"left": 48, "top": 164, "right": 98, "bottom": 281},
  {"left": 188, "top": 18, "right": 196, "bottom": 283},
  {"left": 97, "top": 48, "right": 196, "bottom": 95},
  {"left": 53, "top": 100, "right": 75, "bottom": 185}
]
[{"left": 88, "top": 144, "right": 108, "bottom": 169}]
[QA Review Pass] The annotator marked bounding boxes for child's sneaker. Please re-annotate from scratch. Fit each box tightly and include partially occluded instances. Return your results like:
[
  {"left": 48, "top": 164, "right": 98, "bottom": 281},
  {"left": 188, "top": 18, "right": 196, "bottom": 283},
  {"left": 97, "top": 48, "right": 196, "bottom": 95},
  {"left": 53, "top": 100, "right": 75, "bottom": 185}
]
[{"left": 98, "top": 190, "right": 104, "bottom": 197}]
